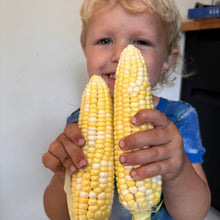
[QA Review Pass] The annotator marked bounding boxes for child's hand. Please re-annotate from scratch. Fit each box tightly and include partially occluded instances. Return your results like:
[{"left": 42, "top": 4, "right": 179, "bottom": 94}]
[
  {"left": 118, "top": 109, "right": 185, "bottom": 182},
  {"left": 42, "top": 124, "right": 87, "bottom": 178}
]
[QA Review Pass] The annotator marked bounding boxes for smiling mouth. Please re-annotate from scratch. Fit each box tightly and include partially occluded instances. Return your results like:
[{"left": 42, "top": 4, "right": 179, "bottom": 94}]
[
  {"left": 107, "top": 73, "right": 115, "bottom": 79},
  {"left": 102, "top": 73, "right": 115, "bottom": 80}
]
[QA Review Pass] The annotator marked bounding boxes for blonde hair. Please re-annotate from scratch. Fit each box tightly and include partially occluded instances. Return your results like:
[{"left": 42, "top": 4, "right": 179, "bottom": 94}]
[{"left": 80, "top": 0, "right": 182, "bottom": 86}]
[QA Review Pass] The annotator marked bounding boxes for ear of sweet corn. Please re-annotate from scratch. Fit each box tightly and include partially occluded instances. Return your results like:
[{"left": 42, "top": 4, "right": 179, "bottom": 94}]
[
  {"left": 65, "top": 75, "right": 114, "bottom": 220},
  {"left": 64, "top": 46, "right": 162, "bottom": 220},
  {"left": 114, "top": 45, "right": 162, "bottom": 220}
]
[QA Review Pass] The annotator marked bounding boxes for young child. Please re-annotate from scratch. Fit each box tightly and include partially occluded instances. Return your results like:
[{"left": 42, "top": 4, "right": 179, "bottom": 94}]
[{"left": 42, "top": 0, "right": 211, "bottom": 219}]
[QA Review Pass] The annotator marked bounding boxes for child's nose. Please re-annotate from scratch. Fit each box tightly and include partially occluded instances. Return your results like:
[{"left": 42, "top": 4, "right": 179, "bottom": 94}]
[{"left": 111, "top": 44, "right": 126, "bottom": 63}]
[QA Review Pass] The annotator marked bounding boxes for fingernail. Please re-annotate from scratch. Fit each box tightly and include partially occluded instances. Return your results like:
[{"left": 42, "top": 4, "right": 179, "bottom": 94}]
[
  {"left": 79, "top": 159, "right": 87, "bottom": 169},
  {"left": 78, "top": 138, "right": 85, "bottom": 146},
  {"left": 70, "top": 165, "right": 77, "bottom": 174},
  {"left": 131, "top": 117, "right": 137, "bottom": 125},
  {"left": 119, "top": 140, "right": 125, "bottom": 149},
  {"left": 130, "top": 170, "right": 137, "bottom": 178},
  {"left": 120, "top": 155, "right": 126, "bottom": 163}
]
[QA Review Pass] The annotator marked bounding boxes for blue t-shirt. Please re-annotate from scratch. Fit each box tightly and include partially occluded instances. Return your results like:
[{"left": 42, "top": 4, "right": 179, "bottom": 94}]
[{"left": 66, "top": 97, "right": 205, "bottom": 219}]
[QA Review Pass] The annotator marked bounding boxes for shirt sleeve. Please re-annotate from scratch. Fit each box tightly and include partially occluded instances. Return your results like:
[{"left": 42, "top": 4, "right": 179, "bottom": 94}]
[
  {"left": 66, "top": 108, "right": 80, "bottom": 125},
  {"left": 175, "top": 106, "right": 205, "bottom": 163}
]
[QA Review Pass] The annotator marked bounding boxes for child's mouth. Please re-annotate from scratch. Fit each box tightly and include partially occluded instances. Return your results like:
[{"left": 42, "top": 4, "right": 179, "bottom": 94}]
[
  {"left": 108, "top": 73, "right": 115, "bottom": 79},
  {"left": 102, "top": 73, "right": 115, "bottom": 82},
  {"left": 101, "top": 73, "right": 116, "bottom": 97}
]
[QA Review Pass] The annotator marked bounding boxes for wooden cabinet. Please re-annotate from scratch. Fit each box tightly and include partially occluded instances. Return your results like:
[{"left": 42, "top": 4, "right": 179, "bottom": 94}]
[{"left": 181, "top": 19, "right": 220, "bottom": 211}]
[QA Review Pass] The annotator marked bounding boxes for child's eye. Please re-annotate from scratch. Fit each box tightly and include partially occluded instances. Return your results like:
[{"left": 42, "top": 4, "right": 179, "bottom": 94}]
[
  {"left": 133, "top": 40, "right": 149, "bottom": 46},
  {"left": 98, "top": 38, "right": 112, "bottom": 45}
]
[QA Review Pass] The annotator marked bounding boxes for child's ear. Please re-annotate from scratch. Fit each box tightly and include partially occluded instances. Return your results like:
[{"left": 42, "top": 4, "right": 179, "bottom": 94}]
[{"left": 162, "top": 49, "right": 179, "bottom": 74}]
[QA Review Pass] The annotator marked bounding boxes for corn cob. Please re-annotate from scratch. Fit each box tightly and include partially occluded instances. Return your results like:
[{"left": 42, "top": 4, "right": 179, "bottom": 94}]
[
  {"left": 114, "top": 45, "right": 162, "bottom": 220},
  {"left": 65, "top": 75, "right": 114, "bottom": 220}
]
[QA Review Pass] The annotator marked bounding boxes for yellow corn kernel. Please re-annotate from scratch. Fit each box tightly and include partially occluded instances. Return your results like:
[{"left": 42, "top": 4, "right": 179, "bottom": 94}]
[{"left": 114, "top": 45, "right": 162, "bottom": 219}]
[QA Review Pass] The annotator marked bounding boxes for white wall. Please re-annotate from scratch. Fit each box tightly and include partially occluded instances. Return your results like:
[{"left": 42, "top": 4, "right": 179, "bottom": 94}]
[
  {"left": 0, "top": 0, "right": 214, "bottom": 219},
  {"left": 1, "top": 1, "right": 87, "bottom": 219}
]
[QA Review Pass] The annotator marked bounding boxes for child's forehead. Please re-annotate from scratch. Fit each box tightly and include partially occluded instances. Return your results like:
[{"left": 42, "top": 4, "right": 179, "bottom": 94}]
[
  {"left": 88, "top": 1, "right": 162, "bottom": 26},
  {"left": 87, "top": 3, "right": 166, "bottom": 42}
]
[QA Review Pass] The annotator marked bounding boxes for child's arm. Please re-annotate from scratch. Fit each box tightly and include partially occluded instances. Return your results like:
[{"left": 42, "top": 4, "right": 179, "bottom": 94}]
[
  {"left": 42, "top": 123, "right": 86, "bottom": 220},
  {"left": 119, "top": 109, "right": 211, "bottom": 220},
  {"left": 43, "top": 174, "right": 69, "bottom": 220}
]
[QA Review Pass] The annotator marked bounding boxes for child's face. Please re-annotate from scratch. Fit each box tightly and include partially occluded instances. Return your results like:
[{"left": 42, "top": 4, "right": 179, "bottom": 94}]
[{"left": 83, "top": 2, "right": 171, "bottom": 97}]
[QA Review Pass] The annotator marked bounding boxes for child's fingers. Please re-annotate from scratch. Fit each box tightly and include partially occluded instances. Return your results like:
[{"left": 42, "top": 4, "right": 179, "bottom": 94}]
[
  {"left": 129, "top": 159, "right": 171, "bottom": 180},
  {"left": 119, "top": 146, "right": 170, "bottom": 167},
  {"left": 42, "top": 124, "right": 87, "bottom": 177},
  {"left": 64, "top": 123, "right": 85, "bottom": 146},
  {"left": 119, "top": 136, "right": 184, "bottom": 181},
  {"left": 119, "top": 127, "right": 172, "bottom": 151},
  {"left": 132, "top": 109, "right": 170, "bottom": 129},
  {"left": 48, "top": 139, "right": 78, "bottom": 174},
  {"left": 42, "top": 152, "right": 66, "bottom": 176},
  {"left": 56, "top": 133, "right": 87, "bottom": 170},
  {"left": 42, "top": 150, "right": 78, "bottom": 176},
  {"left": 49, "top": 140, "right": 71, "bottom": 164},
  {"left": 127, "top": 153, "right": 184, "bottom": 181}
]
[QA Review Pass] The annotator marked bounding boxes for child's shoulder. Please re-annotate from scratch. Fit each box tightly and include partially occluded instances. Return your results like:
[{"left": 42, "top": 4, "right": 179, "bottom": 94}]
[{"left": 157, "top": 97, "right": 197, "bottom": 123}]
